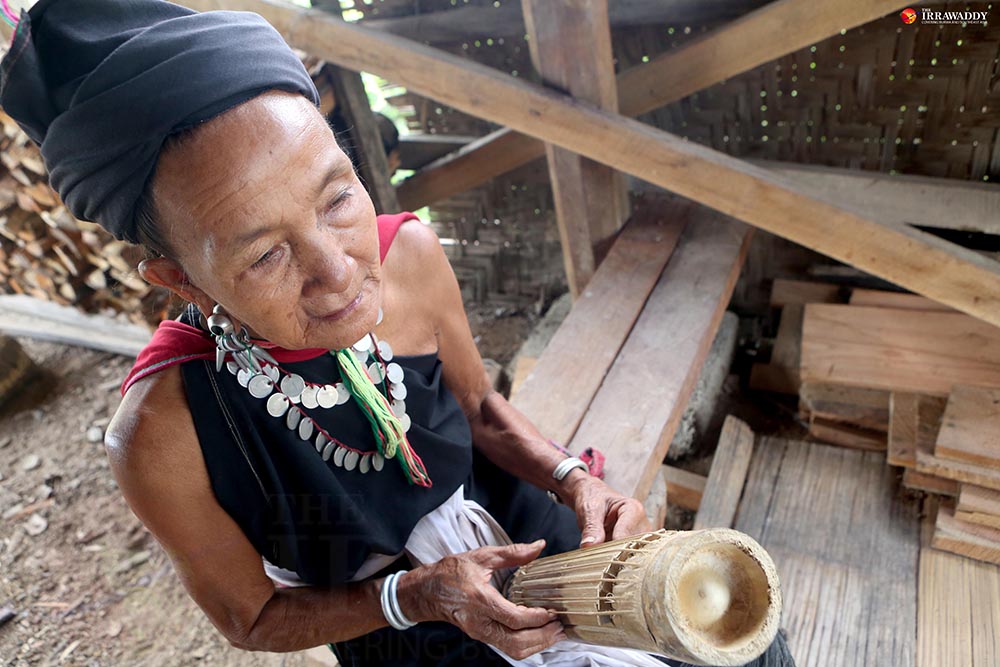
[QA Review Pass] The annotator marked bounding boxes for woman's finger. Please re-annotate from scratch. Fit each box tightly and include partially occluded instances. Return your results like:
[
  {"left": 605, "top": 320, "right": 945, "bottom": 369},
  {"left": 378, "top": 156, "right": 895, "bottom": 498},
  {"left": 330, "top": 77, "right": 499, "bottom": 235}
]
[
  {"left": 494, "top": 620, "right": 567, "bottom": 660},
  {"left": 579, "top": 496, "right": 606, "bottom": 547},
  {"left": 610, "top": 499, "right": 654, "bottom": 541},
  {"left": 481, "top": 583, "right": 557, "bottom": 630},
  {"left": 475, "top": 539, "right": 546, "bottom": 570}
]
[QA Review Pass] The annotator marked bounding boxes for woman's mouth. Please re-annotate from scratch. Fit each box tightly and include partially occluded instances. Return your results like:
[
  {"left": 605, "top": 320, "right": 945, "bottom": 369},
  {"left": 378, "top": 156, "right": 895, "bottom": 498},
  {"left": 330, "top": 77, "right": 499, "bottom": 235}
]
[{"left": 319, "top": 290, "right": 363, "bottom": 321}]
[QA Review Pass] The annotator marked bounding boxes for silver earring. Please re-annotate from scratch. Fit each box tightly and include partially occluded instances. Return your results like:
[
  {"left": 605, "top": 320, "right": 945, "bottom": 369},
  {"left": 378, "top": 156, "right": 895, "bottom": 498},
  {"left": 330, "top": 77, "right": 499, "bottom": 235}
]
[{"left": 207, "top": 304, "right": 276, "bottom": 373}]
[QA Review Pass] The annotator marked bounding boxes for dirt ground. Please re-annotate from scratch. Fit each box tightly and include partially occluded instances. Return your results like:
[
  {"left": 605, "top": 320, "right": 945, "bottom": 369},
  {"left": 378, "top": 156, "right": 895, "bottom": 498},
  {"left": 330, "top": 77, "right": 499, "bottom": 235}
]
[{"left": 0, "top": 307, "right": 534, "bottom": 667}]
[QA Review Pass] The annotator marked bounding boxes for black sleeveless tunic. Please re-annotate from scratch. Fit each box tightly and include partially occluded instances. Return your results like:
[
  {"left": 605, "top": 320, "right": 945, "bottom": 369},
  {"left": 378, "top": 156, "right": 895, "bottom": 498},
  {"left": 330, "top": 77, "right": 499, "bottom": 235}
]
[{"left": 175, "top": 304, "right": 581, "bottom": 665}]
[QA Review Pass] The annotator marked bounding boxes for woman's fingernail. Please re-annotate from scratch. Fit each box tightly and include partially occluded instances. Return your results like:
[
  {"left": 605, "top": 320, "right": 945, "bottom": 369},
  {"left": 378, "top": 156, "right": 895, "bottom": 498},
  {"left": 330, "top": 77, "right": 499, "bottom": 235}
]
[{"left": 581, "top": 536, "right": 596, "bottom": 546}]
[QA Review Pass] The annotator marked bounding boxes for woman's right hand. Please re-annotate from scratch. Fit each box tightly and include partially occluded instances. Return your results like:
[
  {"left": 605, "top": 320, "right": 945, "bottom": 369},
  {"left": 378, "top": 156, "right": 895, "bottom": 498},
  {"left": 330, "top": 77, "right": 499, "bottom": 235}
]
[{"left": 398, "top": 539, "right": 566, "bottom": 660}]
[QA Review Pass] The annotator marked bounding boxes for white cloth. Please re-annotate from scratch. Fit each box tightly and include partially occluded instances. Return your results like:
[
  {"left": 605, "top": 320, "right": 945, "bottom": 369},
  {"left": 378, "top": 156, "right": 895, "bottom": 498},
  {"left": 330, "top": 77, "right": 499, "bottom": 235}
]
[
  {"left": 404, "top": 486, "right": 670, "bottom": 667},
  {"left": 264, "top": 485, "right": 670, "bottom": 666}
]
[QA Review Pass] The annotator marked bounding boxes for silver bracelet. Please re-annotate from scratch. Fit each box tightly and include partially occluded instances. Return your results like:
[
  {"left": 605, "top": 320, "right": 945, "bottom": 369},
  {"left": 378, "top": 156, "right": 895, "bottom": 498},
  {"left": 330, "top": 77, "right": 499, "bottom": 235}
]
[
  {"left": 380, "top": 571, "right": 417, "bottom": 631},
  {"left": 552, "top": 456, "right": 589, "bottom": 482}
]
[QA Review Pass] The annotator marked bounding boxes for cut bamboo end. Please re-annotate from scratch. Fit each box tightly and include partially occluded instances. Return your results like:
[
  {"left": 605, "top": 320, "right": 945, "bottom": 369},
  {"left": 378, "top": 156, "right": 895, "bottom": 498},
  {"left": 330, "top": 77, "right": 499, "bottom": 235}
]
[{"left": 505, "top": 528, "right": 781, "bottom": 666}]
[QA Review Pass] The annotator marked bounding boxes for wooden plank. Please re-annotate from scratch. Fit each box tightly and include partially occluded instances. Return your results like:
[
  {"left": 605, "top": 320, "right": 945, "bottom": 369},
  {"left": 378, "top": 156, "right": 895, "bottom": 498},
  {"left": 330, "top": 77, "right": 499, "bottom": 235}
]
[
  {"left": 511, "top": 197, "right": 689, "bottom": 446},
  {"left": 801, "top": 305, "right": 1000, "bottom": 396},
  {"left": 735, "top": 438, "right": 920, "bottom": 667},
  {"left": 770, "top": 279, "right": 842, "bottom": 308},
  {"left": 663, "top": 465, "right": 706, "bottom": 512},
  {"left": 693, "top": 416, "right": 754, "bottom": 530},
  {"left": 916, "top": 398, "right": 1000, "bottom": 492},
  {"left": 569, "top": 212, "right": 752, "bottom": 500},
  {"left": 642, "top": 466, "right": 669, "bottom": 530},
  {"left": 918, "top": 500, "right": 1000, "bottom": 667},
  {"left": 808, "top": 416, "right": 886, "bottom": 452},
  {"left": 397, "top": 0, "right": 916, "bottom": 210},
  {"left": 179, "top": 0, "right": 1000, "bottom": 327},
  {"left": 0, "top": 295, "right": 151, "bottom": 358},
  {"left": 397, "top": 135, "right": 475, "bottom": 171},
  {"left": 934, "top": 385, "right": 1000, "bottom": 470},
  {"left": 903, "top": 469, "right": 960, "bottom": 497},
  {"left": 753, "top": 159, "right": 1000, "bottom": 237},
  {"left": 322, "top": 63, "right": 400, "bottom": 215},
  {"left": 849, "top": 288, "right": 954, "bottom": 312},
  {"left": 957, "top": 485, "right": 1000, "bottom": 530},
  {"left": 800, "top": 382, "right": 890, "bottom": 432},
  {"left": 522, "top": 0, "right": 627, "bottom": 295},
  {"left": 933, "top": 504, "right": 1000, "bottom": 566},
  {"left": 889, "top": 392, "right": 921, "bottom": 468}
]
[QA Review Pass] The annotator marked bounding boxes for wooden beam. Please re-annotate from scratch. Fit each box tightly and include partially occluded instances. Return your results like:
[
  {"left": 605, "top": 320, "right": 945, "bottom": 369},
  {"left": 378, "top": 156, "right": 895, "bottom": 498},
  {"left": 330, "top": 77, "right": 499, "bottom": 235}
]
[
  {"left": 322, "top": 63, "right": 400, "bottom": 215},
  {"left": 933, "top": 505, "right": 1000, "bottom": 566},
  {"left": 397, "top": 134, "right": 476, "bottom": 171},
  {"left": 568, "top": 211, "right": 752, "bottom": 500},
  {"left": 849, "top": 288, "right": 954, "bottom": 311},
  {"left": 663, "top": 465, "right": 707, "bottom": 512},
  {"left": 749, "top": 160, "right": 1000, "bottom": 236},
  {"left": 903, "top": 469, "right": 960, "bottom": 496},
  {"left": 511, "top": 197, "right": 689, "bottom": 446},
  {"left": 0, "top": 295, "right": 152, "bottom": 357},
  {"left": 522, "top": 0, "right": 626, "bottom": 295},
  {"left": 769, "top": 278, "right": 843, "bottom": 308},
  {"left": 802, "top": 305, "right": 1000, "bottom": 394},
  {"left": 934, "top": 385, "right": 1000, "bottom": 470},
  {"left": 177, "top": 0, "right": 1000, "bottom": 327},
  {"left": 888, "top": 392, "right": 921, "bottom": 468},
  {"left": 957, "top": 485, "right": 1000, "bottom": 531},
  {"left": 397, "top": 0, "right": 913, "bottom": 209},
  {"left": 694, "top": 416, "right": 754, "bottom": 530},
  {"left": 362, "top": 0, "right": 769, "bottom": 44}
]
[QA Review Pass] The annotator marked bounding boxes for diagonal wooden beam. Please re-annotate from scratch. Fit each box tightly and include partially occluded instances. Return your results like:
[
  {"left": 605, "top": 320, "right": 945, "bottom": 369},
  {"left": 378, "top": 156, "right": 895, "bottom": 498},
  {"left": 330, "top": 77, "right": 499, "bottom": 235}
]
[
  {"left": 396, "top": 0, "right": 913, "bottom": 210},
  {"left": 177, "top": 0, "right": 1000, "bottom": 327}
]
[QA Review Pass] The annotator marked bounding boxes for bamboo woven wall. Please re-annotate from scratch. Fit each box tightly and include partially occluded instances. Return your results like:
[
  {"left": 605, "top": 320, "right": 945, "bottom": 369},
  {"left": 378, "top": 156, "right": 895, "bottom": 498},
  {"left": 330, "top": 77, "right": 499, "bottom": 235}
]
[{"left": 351, "top": 0, "right": 1000, "bottom": 304}]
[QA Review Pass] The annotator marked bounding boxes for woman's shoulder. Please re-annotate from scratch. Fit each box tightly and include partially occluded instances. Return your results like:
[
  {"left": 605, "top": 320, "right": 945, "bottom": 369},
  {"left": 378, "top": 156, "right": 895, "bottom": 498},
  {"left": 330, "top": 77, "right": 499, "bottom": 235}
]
[
  {"left": 383, "top": 217, "right": 455, "bottom": 292},
  {"left": 106, "top": 364, "right": 200, "bottom": 474}
]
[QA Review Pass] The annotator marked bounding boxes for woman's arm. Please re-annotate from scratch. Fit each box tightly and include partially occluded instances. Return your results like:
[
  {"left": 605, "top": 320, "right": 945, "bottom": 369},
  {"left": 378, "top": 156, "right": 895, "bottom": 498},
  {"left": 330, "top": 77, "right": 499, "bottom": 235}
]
[
  {"left": 392, "top": 222, "right": 652, "bottom": 545},
  {"left": 106, "top": 365, "right": 561, "bottom": 657}
]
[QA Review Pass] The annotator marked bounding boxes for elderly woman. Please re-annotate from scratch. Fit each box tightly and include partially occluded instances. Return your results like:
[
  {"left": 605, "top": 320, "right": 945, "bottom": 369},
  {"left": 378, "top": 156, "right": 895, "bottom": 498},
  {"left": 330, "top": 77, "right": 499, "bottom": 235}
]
[{"left": 1, "top": 1, "right": 793, "bottom": 666}]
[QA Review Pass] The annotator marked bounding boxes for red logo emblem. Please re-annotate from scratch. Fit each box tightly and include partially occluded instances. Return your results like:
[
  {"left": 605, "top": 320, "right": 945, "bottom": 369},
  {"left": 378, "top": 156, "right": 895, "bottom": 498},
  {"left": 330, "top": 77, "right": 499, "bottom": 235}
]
[{"left": 900, "top": 7, "right": 917, "bottom": 24}]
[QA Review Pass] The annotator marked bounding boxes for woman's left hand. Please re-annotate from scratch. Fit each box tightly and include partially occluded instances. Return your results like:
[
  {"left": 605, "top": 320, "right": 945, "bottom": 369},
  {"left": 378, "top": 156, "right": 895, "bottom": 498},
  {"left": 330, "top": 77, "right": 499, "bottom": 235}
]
[{"left": 560, "top": 472, "right": 654, "bottom": 547}]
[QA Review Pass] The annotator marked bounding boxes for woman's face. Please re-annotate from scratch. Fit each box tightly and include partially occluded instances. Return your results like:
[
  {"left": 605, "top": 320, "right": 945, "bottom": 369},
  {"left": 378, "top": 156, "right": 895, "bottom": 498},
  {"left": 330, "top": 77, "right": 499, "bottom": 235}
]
[{"left": 147, "top": 91, "right": 380, "bottom": 351}]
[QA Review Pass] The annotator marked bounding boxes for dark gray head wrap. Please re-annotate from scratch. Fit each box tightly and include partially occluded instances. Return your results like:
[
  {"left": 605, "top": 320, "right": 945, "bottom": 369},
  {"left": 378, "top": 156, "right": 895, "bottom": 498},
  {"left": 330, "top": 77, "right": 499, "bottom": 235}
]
[{"left": 0, "top": 0, "right": 320, "bottom": 242}]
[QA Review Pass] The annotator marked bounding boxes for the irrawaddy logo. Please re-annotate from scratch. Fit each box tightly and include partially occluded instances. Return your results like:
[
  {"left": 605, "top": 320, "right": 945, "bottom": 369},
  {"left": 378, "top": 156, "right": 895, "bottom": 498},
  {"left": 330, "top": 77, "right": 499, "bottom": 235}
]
[{"left": 900, "top": 7, "right": 989, "bottom": 26}]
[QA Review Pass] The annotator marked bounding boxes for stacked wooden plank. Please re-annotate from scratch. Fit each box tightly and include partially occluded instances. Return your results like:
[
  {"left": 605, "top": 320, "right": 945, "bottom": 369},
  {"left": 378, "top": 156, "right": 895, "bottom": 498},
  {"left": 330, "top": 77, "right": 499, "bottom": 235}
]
[
  {"left": 0, "top": 111, "right": 169, "bottom": 328},
  {"left": 750, "top": 278, "right": 1000, "bottom": 566}
]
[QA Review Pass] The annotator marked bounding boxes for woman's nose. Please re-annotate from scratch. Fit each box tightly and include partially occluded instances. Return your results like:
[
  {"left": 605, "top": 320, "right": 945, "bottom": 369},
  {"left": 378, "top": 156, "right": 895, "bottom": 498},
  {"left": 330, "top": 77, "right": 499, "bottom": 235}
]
[{"left": 299, "top": 239, "right": 354, "bottom": 298}]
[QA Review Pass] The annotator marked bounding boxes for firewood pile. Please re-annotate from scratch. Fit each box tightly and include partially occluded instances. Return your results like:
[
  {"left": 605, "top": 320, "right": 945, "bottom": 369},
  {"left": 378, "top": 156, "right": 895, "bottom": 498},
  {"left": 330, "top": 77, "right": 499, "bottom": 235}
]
[{"left": 0, "top": 110, "right": 170, "bottom": 329}]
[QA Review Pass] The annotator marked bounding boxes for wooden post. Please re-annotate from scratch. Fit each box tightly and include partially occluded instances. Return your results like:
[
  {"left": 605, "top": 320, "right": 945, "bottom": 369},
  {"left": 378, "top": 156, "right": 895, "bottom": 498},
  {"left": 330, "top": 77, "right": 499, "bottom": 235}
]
[
  {"left": 313, "top": 4, "right": 400, "bottom": 215},
  {"left": 522, "top": 0, "right": 628, "bottom": 296},
  {"left": 323, "top": 65, "right": 400, "bottom": 214}
]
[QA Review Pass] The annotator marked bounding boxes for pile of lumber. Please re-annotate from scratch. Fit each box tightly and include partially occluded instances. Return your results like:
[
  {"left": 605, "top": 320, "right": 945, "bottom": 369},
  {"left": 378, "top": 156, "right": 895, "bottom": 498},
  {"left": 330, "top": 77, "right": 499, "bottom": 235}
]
[
  {"left": 0, "top": 111, "right": 169, "bottom": 328},
  {"left": 751, "top": 278, "right": 1000, "bottom": 566}
]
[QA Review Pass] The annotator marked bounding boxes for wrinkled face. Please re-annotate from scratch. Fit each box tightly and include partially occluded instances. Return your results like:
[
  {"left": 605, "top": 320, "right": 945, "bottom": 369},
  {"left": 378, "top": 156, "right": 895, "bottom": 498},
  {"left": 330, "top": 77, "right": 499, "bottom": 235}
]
[{"left": 152, "top": 91, "right": 380, "bottom": 351}]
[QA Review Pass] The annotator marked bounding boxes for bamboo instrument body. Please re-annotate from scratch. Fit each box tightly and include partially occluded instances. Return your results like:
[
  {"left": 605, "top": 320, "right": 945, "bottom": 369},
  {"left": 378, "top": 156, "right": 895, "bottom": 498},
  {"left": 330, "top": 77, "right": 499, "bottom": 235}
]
[{"left": 505, "top": 529, "right": 781, "bottom": 666}]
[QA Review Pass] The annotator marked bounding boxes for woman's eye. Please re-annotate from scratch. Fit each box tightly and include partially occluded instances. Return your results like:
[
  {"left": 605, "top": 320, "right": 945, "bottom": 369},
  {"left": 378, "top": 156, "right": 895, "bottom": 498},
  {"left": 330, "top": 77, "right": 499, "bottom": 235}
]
[
  {"left": 324, "top": 189, "right": 352, "bottom": 215},
  {"left": 251, "top": 247, "right": 277, "bottom": 269}
]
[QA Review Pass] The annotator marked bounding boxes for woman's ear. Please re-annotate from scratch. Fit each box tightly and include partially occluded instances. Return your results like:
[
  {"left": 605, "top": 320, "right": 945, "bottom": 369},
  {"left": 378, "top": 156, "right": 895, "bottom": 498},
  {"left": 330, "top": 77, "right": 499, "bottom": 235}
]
[{"left": 139, "top": 257, "right": 214, "bottom": 316}]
